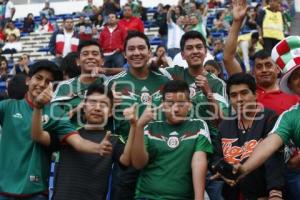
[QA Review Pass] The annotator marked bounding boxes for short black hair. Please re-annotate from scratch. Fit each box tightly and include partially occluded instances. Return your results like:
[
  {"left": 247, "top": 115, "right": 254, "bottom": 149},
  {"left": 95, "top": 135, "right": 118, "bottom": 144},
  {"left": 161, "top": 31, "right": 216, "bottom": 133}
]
[
  {"left": 85, "top": 83, "right": 114, "bottom": 107},
  {"left": 77, "top": 40, "right": 103, "bottom": 56},
  {"left": 226, "top": 73, "right": 256, "bottom": 96},
  {"left": 251, "top": 32, "right": 259, "bottom": 40},
  {"left": 253, "top": 50, "right": 271, "bottom": 60},
  {"left": 180, "top": 30, "right": 207, "bottom": 51},
  {"left": 28, "top": 60, "right": 63, "bottom": 81},
  {"left": 124, "top": 31, "right": 150, "bottom": 50},
  {"left": 7, "top": 74, "right": 28, "bottom": 99},
  {"left": 162, "top": 80, "right": 190, "bottom": 100},
  {"left": 60, "top": 52, "right": 81, "bottom": 79}
]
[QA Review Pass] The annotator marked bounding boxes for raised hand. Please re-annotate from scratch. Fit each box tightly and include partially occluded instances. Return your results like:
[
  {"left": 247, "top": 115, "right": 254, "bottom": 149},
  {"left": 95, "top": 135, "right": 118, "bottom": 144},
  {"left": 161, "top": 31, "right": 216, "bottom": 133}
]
[
  {"left": 195, "top": 74, "right": 212, "bottom": 96},
  {"left": 34, "top": 82, "right": 53, "bottom": 109},
  {"left": 232, "top": 0, "right": 249, "bottom": 22},
  {"left": 137, "top": 104, "right": 158, "bottom": 127},
  {"left": 123, "top": 103, "right": 138, "bottom": 125},
  {"left": 99, "top": 131, "right": 113, "bottom": 156}
]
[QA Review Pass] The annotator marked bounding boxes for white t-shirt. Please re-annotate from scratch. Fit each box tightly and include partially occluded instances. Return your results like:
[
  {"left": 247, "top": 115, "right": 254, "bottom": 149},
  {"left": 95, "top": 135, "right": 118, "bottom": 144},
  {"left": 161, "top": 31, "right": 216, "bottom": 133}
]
[
  {"left": 62, "top": 31, "right": 73, "bottom": 57},
  {"left": 4, "top": 1, "right": 14, "bottom": 19},
  {"left": 167, "top": 20, "right": 185, "bottom": 49}
]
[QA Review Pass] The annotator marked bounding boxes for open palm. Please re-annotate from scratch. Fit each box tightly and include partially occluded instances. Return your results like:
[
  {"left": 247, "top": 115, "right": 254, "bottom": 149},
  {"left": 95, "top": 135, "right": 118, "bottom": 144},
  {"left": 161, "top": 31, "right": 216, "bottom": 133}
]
[{"left": 232, "top": 0, "right": 249, "bottom": 21}]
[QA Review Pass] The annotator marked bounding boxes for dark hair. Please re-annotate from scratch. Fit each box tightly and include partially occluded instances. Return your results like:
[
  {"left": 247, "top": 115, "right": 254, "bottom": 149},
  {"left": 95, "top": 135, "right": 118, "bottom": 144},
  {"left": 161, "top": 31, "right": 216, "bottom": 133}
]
[
  {"left": 124, "top": 31, "right": 150, "bottom": 50},
  {"left": 0, "top": 56, "right": 8, "bottom": 67},
  {"left": 226, "top": 73, "right": 256, "bottom": 96},
  {"left": 7, "top": 74, "right": 28, "bottom": 99},
  {"left": 60, "top": 52, "right": 81, "bottom": 79},
  {"left": 28, "top": 60, "right": 63, "bottom": 81},
  {"left": 204, "top": 59, "right": 224, "bottom": 79},
  {"left": 162, "top": 80, "right": 190, "bottom": 100},
  {"left": 251, "top": 32, "right": 259, "bottom": 40},
  {"left": 253, "top": 50, "right": 271, "bottom": 60},
  {"left": 155, "top": 45, "right": 167, "bottom": 55},
  {"left": 85, "top": 83, "right": 113, "bottom": 106},
  {"left": 180, "top": 30, "right": 207, "bottom": 51},
  {"left": 77, "top": 40, "right": 103, "bottom": 56}
]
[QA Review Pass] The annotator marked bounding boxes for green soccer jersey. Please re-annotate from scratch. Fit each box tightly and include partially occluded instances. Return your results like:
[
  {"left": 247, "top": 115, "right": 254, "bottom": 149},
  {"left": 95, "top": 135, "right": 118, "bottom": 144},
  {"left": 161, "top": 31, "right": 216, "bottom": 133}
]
[
  {"left": 135, "top": 118, "right": 213, "bottom": 200},
  {"left": 0, "top": 98, "right": 76, "bottom": 195},
  {"left": 106, "top": 70, "right": 170, "bottom": 141},
  {"left": 52, "top": 76, "right": 105, "bottom": 129},
  {"left": 161, "top": 65, "right": 229, "bottom": 135},
  {"left": 271, "top": 103, "right": 300, "bottom": 147}
]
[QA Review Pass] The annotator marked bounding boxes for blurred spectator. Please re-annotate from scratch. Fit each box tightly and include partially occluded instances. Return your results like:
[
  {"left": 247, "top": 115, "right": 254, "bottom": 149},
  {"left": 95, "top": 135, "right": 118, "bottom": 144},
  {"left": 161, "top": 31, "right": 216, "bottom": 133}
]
[
  {"left": 213, "top": 10, "right": 230, "bottom": 31},
  {"left": 212, "top": 38, "right": 224, "bottom": 57},
  {"left": 60, "top": 52, "right": 80, "bottom": 80},
  {"left": 40, "top": 1, "right": 55, "bottom": 18},
  {"left": 189, "top": 2, "right": 202, "bottom": 20},
  {"left": 153, "top": 4, "right": 169, "bottom": 46},
  {"left": 1, "top": 34, "right": 22, "bottom": 54},
  {"left": 171, "top": 5, "right": 185, "bottom": 22},
  {"left": 4, "top": 20, "right": 20, "bottom": 40},
  {"left": 0, "top": 25, "right": 5, "bottom": 48},
  {"left": 0, "top": 56, "right": 9, "bottom": 81},
  {"left": 237, "top": 31, "right": 263, "bottom": 72},
  {"left": 127, "top": 0, "right": 140, "bottom": 17},
  {"left": 188, "top": 13, "right": 207, "bottom": 39},
  {"left": 23, "top": 13, "right": 35, "bottom": 33},
  {"left": 82, "top": 0, "right": 94, "bottom": 16},
  {"left": 7, "top": 74, "right": 28, "bottom": 99},
  {"left": 36, "top": 16, "right": 54, "bottom": 33},
  {"left": 99, "top": 12, "right": 126, "bottom": 68},
  {"left": 75, "top": 15, "right": 93, "bottom": 40},
  {"left": 245, "top": 7, "right": 258, "bottom": 30},
  {"left": 149, "top": 45, "right": 172, "bottom": 68},
  {"left": 207, "top": 0, "right": 221, "bottom": 8},
  {"left": 49, "top": 16, "right": 79, "bottom": 59},
  {"left": 102, "top": 0, "right": 121, "bottom": 22},
  {"left": 90, "top": 12, "right": 104, "bottom": 30},
  {"left": 118, "top": 4, "right": 144, "bottom": 33},
  {"left": 166, "top": 6, "right": 185, "bottom": 59},
  {"left": 256, "top": 0, "right": 285, "bottom": 52},
  {"left": 204, "top": 59, "right": 224, "bottom": 79},
  {"left": 138, "top": 0, "right": 148, "bottom": 21},
  {"left": 2, "top": 0, "right": 15, "bottom": 22},
  {"left": 9, "top": 54, "right": 31, "bottom": 75}
]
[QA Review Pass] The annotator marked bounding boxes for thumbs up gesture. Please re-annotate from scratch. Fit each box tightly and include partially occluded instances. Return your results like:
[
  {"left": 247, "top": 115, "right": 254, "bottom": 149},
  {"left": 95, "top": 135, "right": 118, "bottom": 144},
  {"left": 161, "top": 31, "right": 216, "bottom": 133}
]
[
  {"left": 99, "top": 131, "right": 113, "bottom": 156},
  {"left": 34, "top": 82, "right": 54, "bottom": 109},
  {"left": 137, "top": 104, "right": 159, "bottom": 127},
  {"left": 123, "top": 103, "right": 138, "bottom": 125}
]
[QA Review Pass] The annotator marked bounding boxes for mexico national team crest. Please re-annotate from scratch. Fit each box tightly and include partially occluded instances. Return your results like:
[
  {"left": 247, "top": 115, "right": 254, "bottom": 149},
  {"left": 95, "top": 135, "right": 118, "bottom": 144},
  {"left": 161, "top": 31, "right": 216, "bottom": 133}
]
[
  {"left": 42, "top": 114, "right": 50, "bottom": 125},
  {"left": 167, "top": 136, "right": 180, "bottom": 148},
  {"left": 189, "top": 85, "right": 196, "bottom": 98},
  {"left": 140, "top": 86, "right": 152, "bottom": 104}
]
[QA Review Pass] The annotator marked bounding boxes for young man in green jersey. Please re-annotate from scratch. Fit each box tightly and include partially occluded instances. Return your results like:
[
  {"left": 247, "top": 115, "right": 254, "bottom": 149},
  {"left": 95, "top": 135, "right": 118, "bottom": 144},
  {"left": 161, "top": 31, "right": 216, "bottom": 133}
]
[
  {"left": 0, "top": 60, "right": 104, "bottom": 199},
  {"left": 31, "top": 83, "right": 133, "bottom": 200},
  {"left": 131, "top": 80, "right": 213, "bottom": 200},
  {"left": 234, "top": 36, "right": 300, "bottom": 189},
  {"left": 51, "top": 40, "right": 106, "bottom": 129},
  {"left": 106, "top": 31, "right": 170, "bottom": 200}
]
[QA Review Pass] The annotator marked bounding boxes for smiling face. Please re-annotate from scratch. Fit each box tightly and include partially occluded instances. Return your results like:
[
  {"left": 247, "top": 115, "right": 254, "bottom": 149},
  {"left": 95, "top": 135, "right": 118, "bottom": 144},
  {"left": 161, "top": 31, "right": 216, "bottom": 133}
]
[
  {"left": 78, "top": 45, "right": 103, "bottom": 74},
  {"left": 181, "top": 38, "right": 207, "bottom": 69},
  {"left": 253, "top": 57, "right": 279, "bottom": 88},
  {"left": 27, "top": 69, "right": 54, "bottom": 100},
  {"left": 124, "top": 36, "right": 151, "bottom": 70}
]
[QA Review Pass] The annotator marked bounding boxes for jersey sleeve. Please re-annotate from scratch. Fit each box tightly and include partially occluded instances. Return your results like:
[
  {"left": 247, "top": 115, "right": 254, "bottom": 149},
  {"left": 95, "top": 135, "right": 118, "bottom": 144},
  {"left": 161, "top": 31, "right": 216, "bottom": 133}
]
[
  {"left": 195, "top": 120, "right": 213, "bottom": 154},
  {"left": 270, "top": 109, "right": 295, "bottom": 145},
  {"left": 44, "top": 105, "right": 77, "bottom": 141}
]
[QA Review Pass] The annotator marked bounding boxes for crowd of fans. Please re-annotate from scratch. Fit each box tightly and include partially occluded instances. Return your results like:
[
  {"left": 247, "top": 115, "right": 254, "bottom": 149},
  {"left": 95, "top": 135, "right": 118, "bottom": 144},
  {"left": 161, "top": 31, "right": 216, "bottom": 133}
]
[{"left": 0, "top": 0, "right": 299, "bottom": 199}]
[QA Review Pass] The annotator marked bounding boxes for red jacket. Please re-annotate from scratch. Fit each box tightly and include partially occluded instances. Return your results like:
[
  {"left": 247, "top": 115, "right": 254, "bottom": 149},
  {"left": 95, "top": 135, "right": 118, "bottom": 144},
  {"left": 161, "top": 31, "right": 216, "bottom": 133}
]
[
  {"left": 118, "top": 16, "right": 144, "bottom": 33},
  {"left": 99, "top": 24, "right": 127, "bottom": 53}
]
